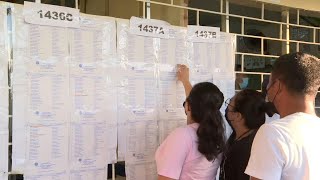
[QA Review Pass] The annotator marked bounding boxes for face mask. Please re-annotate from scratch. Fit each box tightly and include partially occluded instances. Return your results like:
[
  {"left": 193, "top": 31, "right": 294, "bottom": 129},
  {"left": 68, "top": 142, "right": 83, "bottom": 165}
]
[
  {"left": 239, "top": 77, "right": 249, "bottom": 89},
  {"left": 225, "top": 107, "right": 235, "bottom": 131},
  {"left": 265, "top": 95, "right": 279, "bottom": 116}
]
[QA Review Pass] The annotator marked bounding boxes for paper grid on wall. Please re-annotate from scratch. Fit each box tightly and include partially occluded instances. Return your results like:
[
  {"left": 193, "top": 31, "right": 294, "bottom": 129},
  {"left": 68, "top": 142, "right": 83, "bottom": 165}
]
[
  {"left": 6, "top": 2, "right": 236, "bottom": 179},
  {"left": 117, "top": 18, "right": 190, "bottom": 180},
  {"left": 11, "top": 3, "right": 117, "bottom": 178},
  {"left": 117, "top": 17, "right": 236, "bottom": 180}
]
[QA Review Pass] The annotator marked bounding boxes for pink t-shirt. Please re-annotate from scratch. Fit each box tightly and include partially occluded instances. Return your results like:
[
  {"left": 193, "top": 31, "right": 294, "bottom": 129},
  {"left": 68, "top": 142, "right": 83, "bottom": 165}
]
[{"left": 155, "top": 123, "right": 222, "bottom": 180}]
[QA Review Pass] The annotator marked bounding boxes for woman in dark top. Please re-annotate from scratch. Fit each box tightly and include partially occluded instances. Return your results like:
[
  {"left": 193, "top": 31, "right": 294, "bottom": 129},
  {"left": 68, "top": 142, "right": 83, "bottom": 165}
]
[{"left": 220, "top": 89, "right": 275, "bottom": 180}]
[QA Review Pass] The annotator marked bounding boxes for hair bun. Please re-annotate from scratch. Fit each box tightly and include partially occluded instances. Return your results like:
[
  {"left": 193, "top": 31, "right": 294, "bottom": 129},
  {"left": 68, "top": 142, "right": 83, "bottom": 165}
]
[{"left": 261, "top": 102, "right": 278, "bottom": 117}]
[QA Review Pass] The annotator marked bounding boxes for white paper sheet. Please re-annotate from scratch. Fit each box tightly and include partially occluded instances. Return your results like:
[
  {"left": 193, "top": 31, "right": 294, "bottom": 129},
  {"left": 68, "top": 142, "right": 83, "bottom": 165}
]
[
  {"left": 212, "top": 42, "right": 235, "bottom": 78},
  {"left": 127, "top": 34, "right": 156, "bottom": 64},
  {"left": 25, "top": 60, "right": 69, "bottom": 124},
  {"left": 158, "top": 108, "right": 186, "bottom": 143},
  {"left": 69, "top": 63, "right": 117, "bottom": 125},
  {"left": 188, "top": 32, "right": 235, "bottom": 79},
  {"left": 190, "top": 69, "right": 213, "bottom": 85},
  {"left": 70, "top": 121, "right": 114, "bottom": 169},
  {"left": 27, "top": 25, "right": 69, "bottom": 60},
  {"left": 126, "top": 110, "right": 158, "bottom": 163},
  {"left": 0, "top": 3, "right": 6, "bottom": 47},
  {"left": 126, "top": 162, "right": 157, "bottom": 180},
  {"left": 0, "top": 173, "right": 7, "bottom": 180},
  {"left": 117, "top": 19, "right": 157, "bottom": 65},
  {"left": 106, "top": 124, "right": 118, "bottom": 163},
  {"left": 0, "top": 57, "right": 7, "bottom": 88},
  {"left": 213, "top": 78, "right": 235, "bottom": 137},
  {"left": 0, "top": 131, "right": 8, "bottom": 173},
  {"left": 12, "top": 85, "right": 28, "bottom": 172},
  {"left": 158, "top": 27, "right": 187, "bottom": 65},
  {"left": 25, "top": 124, "right": 68, "bottom": 174},
  {"left": 117, "top": 109, "right": 129, "bottom": 161},
  {"left": 0, "top": 53, "right": 8, "bottom": 90},
  {"left": 12, "top": 127, "right": 27, "bottom": 172},
  {"left": 158, "top": 69, "right": 186, "bottom": 109},
  {"left": 12, "top": 55, "right": 28, "bottom": 86},
  {"left": 0, "top": 88, "right": 8, "bottom": 131},
  {"left": 0, "top": 3, "right": 8, "bottom": 88},
  {"left": 126, "top": 121, "right": 158, "bottom": 163},
  {"left": 69, "top": 15, "right": 116, "bottom": 63},
  {"left": 70, "top": 168, "right": 107, "bottom": 180},
  {"left": 212, "top": 78, "right": 236, "bottom": 109},
  {"left": 24, "top": 171, "right": 68, "bottom": 180},
  {"left": 125, "top": 68, "right": 157, "bottom": 109},
  {"left": 13, "top": 5, "right": 69, "bottom": 60},
  {"left": 0, "top": 3, "right": 8, "bottom": 133},
  {"left": 189, "top": 42, "right": 215, "bottom": 73}
]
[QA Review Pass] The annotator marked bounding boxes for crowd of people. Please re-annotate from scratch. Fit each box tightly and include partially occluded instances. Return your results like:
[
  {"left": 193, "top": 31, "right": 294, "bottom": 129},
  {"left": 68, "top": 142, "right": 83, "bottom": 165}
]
[{"left": 154, "top": 52, "right": 320, "bottom": 180}]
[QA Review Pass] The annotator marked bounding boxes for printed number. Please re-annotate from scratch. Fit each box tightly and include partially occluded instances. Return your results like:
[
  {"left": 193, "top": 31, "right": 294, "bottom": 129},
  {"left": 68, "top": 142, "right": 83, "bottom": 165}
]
[
  {"left": 59, "top": 12, "right": 66, "bottom": 20},
  {"left": 37, "top": 10, "right": 73, "bottom": 22},
  {"left": 138, "top": 24, "right": 165, "bottom": 34},
  {"left": 44, "top": 11, "right": 51, "bottom": 19},
  {"left": 52, "top": 11, "right": 58, "bottom": 20},
  {"left": 195, "top": 30, "right": 217, "bottom": 39}
]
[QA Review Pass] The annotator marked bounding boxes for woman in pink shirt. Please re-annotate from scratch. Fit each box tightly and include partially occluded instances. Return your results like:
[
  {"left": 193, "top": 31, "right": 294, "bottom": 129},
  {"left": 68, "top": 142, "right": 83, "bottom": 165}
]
[{"left": 155, "top": 64, "right": 226, "bottom": 180}]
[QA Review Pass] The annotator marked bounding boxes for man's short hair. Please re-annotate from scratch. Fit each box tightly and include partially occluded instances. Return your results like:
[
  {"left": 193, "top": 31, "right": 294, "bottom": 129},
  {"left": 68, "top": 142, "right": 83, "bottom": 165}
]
[{"left": 272, "top": 52, "right": 320, "bottom": 95}]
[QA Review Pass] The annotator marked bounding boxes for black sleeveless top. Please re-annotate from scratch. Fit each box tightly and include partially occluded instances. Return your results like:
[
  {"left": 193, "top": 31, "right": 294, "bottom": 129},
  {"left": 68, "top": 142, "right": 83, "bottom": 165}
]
[{"left": 219, "top": 130, "right": 257, "bottom": 180}]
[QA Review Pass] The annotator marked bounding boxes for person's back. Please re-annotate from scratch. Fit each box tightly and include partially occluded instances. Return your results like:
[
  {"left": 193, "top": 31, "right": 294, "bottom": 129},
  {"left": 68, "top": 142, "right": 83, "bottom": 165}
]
[
  {"left": 220, "top": 89, "right": 271, "bottom": 180},
  {"left": 156, "top": 69, "right": 226, "bottom": 180},
  {"left": 262, "top": 113, "right": 320, "bottom": 179},
  {"left": 156, "top": 123, "right": 222, "bottom": 180},
  {"left": 245, "top": 52, "right": 320, "bottom": 180}
]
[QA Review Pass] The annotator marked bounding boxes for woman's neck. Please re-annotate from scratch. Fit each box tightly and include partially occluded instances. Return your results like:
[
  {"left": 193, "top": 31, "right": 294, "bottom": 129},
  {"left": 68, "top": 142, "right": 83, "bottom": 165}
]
[
  {"left": 234, "top": 126, "right": 251, "bottom": 139},
  {"left": 187, "top": 118, "right": 195, "bottom": 125}
]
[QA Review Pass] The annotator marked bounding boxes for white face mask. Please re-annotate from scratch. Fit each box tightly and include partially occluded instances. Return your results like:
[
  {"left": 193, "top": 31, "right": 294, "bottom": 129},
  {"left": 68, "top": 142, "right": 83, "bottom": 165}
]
[{"left": 239, "top": 77, "right": 249, "bottom": 89}]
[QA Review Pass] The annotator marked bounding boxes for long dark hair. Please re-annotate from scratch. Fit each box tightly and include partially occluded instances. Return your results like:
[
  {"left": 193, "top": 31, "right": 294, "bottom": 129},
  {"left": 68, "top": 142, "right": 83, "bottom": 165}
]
[{"left": 186, "top": 82, "right": 226, "bottom": 161}]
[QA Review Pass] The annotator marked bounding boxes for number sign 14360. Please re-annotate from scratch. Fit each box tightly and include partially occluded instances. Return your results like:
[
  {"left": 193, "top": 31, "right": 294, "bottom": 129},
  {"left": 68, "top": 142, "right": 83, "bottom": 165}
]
[{"left": 24, "top": 2, "right": 80, "bottom": 28}]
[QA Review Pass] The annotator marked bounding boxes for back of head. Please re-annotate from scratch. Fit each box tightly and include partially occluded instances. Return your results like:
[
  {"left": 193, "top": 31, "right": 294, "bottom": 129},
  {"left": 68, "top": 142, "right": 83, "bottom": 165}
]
[
  {"left": 272, "top": 52, "right": 320, "bottom": 96},
  {"left": 234, "top": 89, "right": 271, "bottom": 129},
  {"left": 187, "top": 82, "right": 226, "bottom": 161}
]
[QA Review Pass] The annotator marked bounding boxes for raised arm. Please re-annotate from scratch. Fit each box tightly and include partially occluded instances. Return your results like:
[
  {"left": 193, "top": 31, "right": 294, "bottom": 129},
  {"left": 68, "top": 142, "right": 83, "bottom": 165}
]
[{"left": 177, "top": 64, "right": 192, "bottom": 97}]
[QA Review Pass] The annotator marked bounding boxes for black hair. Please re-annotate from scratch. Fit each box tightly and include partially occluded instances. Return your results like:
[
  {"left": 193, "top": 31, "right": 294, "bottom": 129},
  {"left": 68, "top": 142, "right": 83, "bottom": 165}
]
[
  {"left": 272, "top": 52, "right": 320, "bottom": 96},
  {"left": 233, "top": 89, "right": 274, "bottom": 129},
  {"left": 187, "top": 82, "right": 226, "bottom": 161}
]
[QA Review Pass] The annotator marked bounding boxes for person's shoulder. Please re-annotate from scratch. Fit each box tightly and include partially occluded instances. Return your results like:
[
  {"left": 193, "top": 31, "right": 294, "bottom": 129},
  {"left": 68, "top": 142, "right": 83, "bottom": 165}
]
[
  {"left": 170, "top": 125, "right": 189, "bottom": 135},
  {"left": 164, "top": 125, "right": 194, "bottom": 149},
  {"left": 270, "top": 112, "right": 320, "bottom": 126},
  {"left": 168, "top": 124, "right": 193, "bottom": 140},
  {"left": 185, "top": 123, "right": 199, "bottom": 137},
  {"left": 282, "top": 112, "right": 320, "bottom": 120},
  {"left": 255, "top": 123, "right": 282, "bottom": 139}
]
